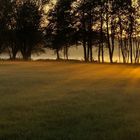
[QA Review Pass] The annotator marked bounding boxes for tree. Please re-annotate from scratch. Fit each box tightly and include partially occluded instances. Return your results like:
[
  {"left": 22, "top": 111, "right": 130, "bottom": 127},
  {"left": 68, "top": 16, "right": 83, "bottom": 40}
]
[
  {"left": 16, "top": 1, "right": 43, "bottom": 60},
  {"left": 46, "top": 0, "right": 75, "bottom": 60},
  {"left": 0, "top": 0, "right": 15, "bottom": 56},
  {"left": 73, "top": 0, "right": 100, "bottom": 62}
]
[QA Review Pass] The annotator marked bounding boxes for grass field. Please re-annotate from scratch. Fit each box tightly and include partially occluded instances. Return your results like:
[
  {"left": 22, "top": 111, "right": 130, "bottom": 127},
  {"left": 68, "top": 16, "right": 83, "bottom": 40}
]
[{"left": 1, "top": 61, "right": 140, "bottom": 140}]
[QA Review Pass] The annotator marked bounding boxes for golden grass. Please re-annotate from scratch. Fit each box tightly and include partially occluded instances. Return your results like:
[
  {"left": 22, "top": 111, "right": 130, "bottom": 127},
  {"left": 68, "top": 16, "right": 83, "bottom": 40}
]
[{"left": 0, "top": 61, "right": 140, "bottom": 139}]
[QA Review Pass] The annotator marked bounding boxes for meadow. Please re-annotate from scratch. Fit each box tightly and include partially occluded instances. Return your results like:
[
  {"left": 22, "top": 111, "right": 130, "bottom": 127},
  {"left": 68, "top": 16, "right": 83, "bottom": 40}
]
[{"left": 0, "top": 61, "right": 140, "bottom": 140}]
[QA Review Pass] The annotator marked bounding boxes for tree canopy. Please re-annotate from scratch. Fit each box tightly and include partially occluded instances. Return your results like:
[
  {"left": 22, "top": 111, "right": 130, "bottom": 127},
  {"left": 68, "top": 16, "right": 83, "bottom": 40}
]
[{"left": 0, "top": 0, "right": 139, "bottom": 63}]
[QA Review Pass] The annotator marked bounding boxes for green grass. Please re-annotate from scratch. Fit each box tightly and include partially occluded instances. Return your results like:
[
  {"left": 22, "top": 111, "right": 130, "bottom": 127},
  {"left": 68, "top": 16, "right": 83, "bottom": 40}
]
[{"left": 0, "top": 61, "right": 140, "bottom": 140}]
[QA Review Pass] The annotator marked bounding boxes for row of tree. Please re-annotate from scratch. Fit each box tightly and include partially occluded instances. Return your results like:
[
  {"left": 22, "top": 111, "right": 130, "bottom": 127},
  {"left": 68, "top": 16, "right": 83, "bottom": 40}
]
[{"left": 0, "top": 0, "right": 140, "bottom": 63}]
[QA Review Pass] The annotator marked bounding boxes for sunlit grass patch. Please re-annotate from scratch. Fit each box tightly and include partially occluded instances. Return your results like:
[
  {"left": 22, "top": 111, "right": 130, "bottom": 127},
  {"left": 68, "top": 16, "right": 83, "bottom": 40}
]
[{"left": 0, "top": 61, "right": 140, "bottom": 140}]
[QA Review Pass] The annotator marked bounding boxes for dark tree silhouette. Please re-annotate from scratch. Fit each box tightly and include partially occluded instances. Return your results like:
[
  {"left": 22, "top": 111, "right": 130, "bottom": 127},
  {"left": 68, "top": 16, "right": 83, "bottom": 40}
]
[
  {"left": 73, "top": 0, "right": 108, "bottom": 62},
  {"left": 0, "top": 0, "right": 139, "bottom": 63},
  {"left": 0, "top": 0, "right": 14, "bottom": 55},
  {"left": 46, "top": 0, "right": 75, "bottom": 60},
  {"left": 16, "top": 1, "right": 43, "bottom": 60}
]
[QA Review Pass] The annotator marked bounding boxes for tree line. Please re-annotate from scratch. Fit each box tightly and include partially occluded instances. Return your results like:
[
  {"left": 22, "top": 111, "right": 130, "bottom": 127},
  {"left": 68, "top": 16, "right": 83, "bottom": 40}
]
[{"left": 0, "top": 0, "right": 140, "bottom": 63}]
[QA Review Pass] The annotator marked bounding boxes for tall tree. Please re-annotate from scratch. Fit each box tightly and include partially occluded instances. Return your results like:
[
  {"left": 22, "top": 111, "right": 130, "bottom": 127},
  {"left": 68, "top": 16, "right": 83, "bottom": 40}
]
[
  {"left": 16, "top": 1, "right": 43, "bottom": 60},
  {"left": 46, "top": 0, "right": 75, "bottom": 60},
  {"left": 73, "top": 0, "right": 100, "bottom": 62}
]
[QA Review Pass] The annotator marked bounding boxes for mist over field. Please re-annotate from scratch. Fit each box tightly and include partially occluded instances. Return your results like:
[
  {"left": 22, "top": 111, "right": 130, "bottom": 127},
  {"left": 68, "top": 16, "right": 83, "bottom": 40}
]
[{"left": 0, "top": 46, "right": 121, "bottom": 62}]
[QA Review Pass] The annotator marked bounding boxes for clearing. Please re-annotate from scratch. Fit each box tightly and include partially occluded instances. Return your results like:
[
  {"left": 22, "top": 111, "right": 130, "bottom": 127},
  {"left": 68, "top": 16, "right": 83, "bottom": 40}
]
[{"left": 0, "top": 61, "right": 140, "bottom": 140}]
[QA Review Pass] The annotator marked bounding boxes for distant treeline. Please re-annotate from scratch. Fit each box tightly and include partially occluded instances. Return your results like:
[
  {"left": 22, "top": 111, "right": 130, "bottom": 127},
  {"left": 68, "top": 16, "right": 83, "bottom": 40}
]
[{"left": 0, "top": 0, "right": 140, "bottom": 63}]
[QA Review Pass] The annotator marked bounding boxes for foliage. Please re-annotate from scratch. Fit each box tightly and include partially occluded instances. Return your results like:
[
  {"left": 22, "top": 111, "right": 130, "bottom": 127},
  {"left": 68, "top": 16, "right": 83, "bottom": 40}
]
[{"left": 0, "top": 0, "right": 139, "bottom": 63}]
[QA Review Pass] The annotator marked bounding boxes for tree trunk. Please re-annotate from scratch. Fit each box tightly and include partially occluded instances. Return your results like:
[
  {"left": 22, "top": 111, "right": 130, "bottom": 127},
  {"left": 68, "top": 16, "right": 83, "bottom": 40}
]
[
  {"left": 106, "top": 13, "right": 113, "bottom": 63},
  {"left": 56, "top": 49, "right": 60, "bottom": 60},
  {"left": 83, "top": 40, "right": 87, "bottom": 62}
]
